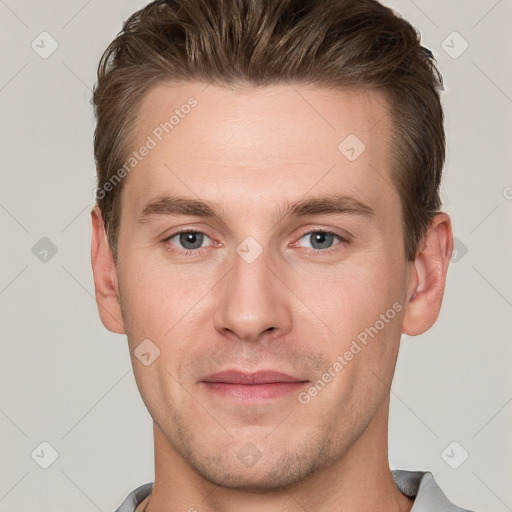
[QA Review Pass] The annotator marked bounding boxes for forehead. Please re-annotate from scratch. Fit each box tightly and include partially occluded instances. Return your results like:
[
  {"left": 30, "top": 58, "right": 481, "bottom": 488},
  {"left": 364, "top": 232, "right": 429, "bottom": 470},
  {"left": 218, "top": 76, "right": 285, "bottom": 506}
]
[{"left": 124, "top": 81, "right": 398, "bottom": 217}]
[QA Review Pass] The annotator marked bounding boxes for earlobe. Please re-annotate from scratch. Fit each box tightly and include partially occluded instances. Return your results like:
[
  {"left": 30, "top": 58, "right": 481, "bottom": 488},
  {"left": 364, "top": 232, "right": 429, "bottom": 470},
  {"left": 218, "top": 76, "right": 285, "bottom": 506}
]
[
  {"left": 402, "top": 213, "right": 453, "bottom": 336},
  {"left": 90, "top": 207, "right": 126, "bottom": 334}
]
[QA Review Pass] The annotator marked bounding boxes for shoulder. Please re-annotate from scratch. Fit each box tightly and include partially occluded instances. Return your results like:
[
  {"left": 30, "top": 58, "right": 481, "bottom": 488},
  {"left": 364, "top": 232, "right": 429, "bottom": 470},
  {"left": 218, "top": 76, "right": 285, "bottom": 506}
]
[
  {"left": 113, "top": 482, "right": 153, "bottom": 512},
  {"left": 392, "top": 470, "right": 479, "bottom": 512}
]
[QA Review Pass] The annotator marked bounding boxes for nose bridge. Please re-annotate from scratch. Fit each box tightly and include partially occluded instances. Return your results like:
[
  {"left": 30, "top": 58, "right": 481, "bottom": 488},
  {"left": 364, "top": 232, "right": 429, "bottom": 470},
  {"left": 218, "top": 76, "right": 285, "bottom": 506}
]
[
  {"left": 233, "top": 246, "right": 273, "bottom": 303},
  {"left": 213, "top": 241, "right": 291, "bottom": 341}
]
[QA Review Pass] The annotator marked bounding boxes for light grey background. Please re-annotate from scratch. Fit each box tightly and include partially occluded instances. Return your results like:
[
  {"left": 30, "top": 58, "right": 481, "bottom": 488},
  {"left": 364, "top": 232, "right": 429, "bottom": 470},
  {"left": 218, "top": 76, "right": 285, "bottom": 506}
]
[{"left": 1, "top": 1, "right": 511, "bottom": 511}]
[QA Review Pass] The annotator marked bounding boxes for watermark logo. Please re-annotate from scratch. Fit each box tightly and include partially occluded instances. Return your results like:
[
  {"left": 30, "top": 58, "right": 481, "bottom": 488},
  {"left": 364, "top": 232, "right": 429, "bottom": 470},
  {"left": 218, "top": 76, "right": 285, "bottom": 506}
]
[
  {"left": 236, "top": 236, "right": 264, "bottom": 264},
  {"left": 451, "top": 237, "right": 468, "bottom": 263},
  {"left": 94, "top": 97, "right": 198, "bottom": 200},
  {"left": 338, "top": 134, "right": 366, "bottom": 162},
  {"left": 32, "top": 237, "right": 58, "bottom": 263},
  {"left": 237, "top": 442, "right": 262, "bottom": 467},
  {"left": 134, "top": 339, "right": 161, "bottom": 366},
  {"left": 31, "top": 32, "right": 59, "bottom": 59},
  {"left": 441, "top": 441, "right": 469, "bottom": 469},
  {"left": 31, "top": 441, "right": 59, "bottom": 469},
  {"left": 441, "top": 31, "right": 469, "bottom": 59},
  {"left": 298, "top": 302, "right": 403, "bottom": 405}
]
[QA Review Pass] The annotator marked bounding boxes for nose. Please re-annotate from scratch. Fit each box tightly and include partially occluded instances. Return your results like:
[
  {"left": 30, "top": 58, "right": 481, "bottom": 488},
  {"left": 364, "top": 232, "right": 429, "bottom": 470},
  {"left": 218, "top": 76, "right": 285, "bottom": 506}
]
[{"left": 213, "top": 246, "right": 293, "bottom": 343}]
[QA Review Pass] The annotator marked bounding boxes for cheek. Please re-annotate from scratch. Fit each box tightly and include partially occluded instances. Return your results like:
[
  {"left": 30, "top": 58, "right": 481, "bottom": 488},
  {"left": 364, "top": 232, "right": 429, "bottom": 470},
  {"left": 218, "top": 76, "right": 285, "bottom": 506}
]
[
  {"left": 117, "top": 260, "right": 202, "bottom": 416},
  {"left": 117, "top": 255, "right": 214, "bottom": 346},
  {"left": 298, "top": 258, "right": 405, "bottom": 341},
  {"left": 116, "top": 260, "right": 166, "bottom": 351},
  {"left": 302, "top": 261, "right": 404, "bottom": 415}
]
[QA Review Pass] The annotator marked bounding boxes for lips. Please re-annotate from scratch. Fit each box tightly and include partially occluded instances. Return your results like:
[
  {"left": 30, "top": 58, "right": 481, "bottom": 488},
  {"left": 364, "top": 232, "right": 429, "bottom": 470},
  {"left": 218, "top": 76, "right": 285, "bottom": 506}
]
[
  {"left": 201, "top": 370, "right": 309, "bottom": 401},
  {"left": 202, "top": 370, "right": 305, "bottom": 385}
]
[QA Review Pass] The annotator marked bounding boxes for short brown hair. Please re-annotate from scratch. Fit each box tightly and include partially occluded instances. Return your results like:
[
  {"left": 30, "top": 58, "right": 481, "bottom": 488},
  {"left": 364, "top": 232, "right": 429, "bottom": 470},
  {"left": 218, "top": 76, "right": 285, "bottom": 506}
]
[{"left": 93, "top": 0, "right": 445, "bottom": 262}]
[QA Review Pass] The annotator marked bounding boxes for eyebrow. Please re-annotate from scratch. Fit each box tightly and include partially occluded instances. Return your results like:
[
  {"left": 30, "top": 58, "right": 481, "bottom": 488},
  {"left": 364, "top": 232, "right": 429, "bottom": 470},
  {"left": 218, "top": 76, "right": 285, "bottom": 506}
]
[{"left": 136, "top": 193, "right": 375, "bottom": 226}]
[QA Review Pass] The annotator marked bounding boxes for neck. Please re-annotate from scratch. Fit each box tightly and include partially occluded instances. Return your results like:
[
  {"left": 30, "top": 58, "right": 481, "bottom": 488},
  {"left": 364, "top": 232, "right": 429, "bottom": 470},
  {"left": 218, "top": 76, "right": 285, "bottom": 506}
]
[{"left": 146, "top": 399, "right": 413, "bottom": 512}]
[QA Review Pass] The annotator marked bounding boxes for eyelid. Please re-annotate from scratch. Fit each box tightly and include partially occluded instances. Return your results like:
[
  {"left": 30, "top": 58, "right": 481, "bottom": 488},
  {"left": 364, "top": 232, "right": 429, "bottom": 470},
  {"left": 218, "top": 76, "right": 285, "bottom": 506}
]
[
  {"left": 164, "top": 228, "right": 219, "bottom": 254},
  {"left": 165, "top": 228, "right": 207, "bottom": 241},
  {"left": 163, "top": 226, "right": 350, "bottom": 256},
  {"left": 294, "top": 227, "right": 351, "bottom": 243}
]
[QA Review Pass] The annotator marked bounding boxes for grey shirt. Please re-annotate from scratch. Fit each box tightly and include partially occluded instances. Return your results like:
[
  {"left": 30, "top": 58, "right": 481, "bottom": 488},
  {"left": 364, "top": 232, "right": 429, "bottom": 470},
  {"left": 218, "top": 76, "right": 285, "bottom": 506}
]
[{"left": 114, "top": 470, "right": 476, "bottom": 511}]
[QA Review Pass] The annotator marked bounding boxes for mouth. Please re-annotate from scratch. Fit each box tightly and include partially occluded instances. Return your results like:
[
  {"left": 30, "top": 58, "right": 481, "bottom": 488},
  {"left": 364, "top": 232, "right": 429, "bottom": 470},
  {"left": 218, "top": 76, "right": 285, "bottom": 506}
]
[{"left": 200, "top": 369, "right": 309, "bottom": 402}]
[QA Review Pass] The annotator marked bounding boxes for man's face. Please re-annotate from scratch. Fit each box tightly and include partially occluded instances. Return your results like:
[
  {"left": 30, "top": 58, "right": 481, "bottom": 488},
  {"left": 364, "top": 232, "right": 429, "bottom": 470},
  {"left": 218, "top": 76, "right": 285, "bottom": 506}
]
[{"left": 114, "top": 82, "right": 412, "bottom": 489}]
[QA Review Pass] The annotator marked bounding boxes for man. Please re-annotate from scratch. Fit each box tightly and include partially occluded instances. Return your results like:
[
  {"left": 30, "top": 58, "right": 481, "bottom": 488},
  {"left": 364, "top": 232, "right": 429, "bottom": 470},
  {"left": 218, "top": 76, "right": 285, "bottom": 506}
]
[{"left": 90, "top": 0, "right": 475, "bottom": 511}]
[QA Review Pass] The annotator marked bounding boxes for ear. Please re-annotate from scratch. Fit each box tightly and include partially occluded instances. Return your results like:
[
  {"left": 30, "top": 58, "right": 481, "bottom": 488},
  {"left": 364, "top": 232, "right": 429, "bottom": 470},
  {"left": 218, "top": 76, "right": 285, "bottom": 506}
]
[
  {"left": 90, "top": 206, "right": 125, "bottom": 334},
  {"left": 402, "top": 212, "right": 453, "bottom": 336}
]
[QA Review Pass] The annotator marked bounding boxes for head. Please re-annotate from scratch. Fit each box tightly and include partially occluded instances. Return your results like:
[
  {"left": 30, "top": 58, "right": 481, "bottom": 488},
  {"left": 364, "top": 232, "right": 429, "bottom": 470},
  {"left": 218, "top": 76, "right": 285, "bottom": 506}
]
[{"left": 91, "top": 0, "right": 453, "bottom": 491}]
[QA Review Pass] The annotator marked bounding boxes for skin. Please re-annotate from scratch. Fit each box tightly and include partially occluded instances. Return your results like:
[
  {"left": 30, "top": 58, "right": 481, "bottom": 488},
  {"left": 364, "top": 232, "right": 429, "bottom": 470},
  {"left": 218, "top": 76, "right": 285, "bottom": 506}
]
[{"left": 91, "top": 81, "right": 453, "bottom": 512}]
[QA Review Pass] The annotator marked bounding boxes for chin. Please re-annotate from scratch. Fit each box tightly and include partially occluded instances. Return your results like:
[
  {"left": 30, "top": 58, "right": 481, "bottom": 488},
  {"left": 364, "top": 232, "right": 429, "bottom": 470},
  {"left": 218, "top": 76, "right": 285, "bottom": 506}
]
[{"left": 185, "top": 439, "right": 328, "bottom": 492}]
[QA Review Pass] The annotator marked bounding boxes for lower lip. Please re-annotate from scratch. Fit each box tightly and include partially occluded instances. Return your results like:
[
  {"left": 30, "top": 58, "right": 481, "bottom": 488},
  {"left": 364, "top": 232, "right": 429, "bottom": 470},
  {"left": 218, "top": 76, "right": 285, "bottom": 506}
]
[{"left": 202, "top": 382, "right": 308, "bottom": 401}]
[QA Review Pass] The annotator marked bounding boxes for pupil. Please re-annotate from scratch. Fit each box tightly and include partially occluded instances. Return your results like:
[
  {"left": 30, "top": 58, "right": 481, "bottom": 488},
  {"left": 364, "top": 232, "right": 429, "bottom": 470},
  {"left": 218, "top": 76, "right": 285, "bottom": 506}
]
[
  {"left": 312, "top": 232, "right": 333, "bottom": 249},
  {"left": 180, "top": 232, "right": 203, "bottom": 249}
]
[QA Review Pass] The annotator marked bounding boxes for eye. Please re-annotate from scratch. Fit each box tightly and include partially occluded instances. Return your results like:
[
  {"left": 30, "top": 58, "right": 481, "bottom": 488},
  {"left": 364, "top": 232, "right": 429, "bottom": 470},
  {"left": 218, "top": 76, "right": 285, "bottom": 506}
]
[
  {"left": 296, "top": 230, "right": 344, "bottom": 250},
  {"left": 166, "top": 230, "right": 213, "bottom": 252}
]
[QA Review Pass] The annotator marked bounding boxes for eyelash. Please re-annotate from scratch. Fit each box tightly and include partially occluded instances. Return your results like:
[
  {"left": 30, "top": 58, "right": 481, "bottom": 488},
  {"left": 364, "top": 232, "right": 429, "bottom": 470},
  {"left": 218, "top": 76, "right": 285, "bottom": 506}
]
[
  {"left": 164, "top": 229, "right": 218, "bottom": 257},
  {"left": 292, "top": 228, "right": 348, "bottom": 255},
  {"left": 163, "top": 228, "right": 348, "bottom": 256}
]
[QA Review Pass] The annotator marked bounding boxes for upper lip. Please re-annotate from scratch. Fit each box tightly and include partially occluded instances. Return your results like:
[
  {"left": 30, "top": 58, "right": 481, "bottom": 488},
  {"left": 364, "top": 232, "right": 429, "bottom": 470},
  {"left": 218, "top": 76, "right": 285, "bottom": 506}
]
[{"left": 202, "top": 370, "right": 307, "bottom": 385}]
